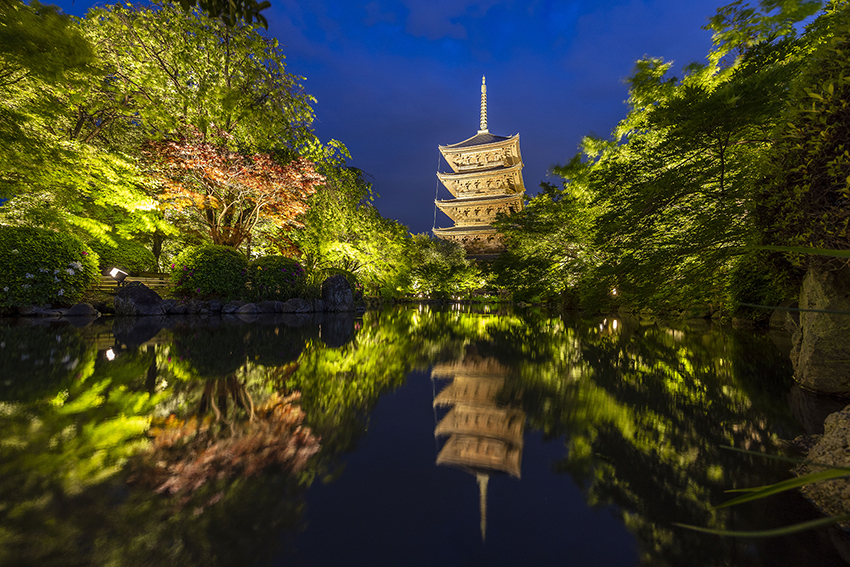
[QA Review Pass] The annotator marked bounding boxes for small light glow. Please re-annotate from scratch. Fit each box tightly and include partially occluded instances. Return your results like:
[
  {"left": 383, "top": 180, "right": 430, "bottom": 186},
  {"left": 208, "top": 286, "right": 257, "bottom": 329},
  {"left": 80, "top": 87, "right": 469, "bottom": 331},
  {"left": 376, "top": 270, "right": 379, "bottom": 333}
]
[
  {"left": 106, "top": 348, "right": 115, "bottom": 361},
  {"left": 612, "top": 288, "right": 617, "bottom": 295},
  {"left": 613, "top": 319, "right": 618, "bottom": 330}
]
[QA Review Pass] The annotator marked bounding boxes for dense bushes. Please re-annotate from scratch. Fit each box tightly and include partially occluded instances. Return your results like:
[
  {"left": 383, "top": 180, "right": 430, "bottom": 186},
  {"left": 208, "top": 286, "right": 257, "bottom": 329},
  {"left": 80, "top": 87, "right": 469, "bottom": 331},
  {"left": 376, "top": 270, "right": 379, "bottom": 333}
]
[
  {"left": 87, "top": 237, "right": 157, "bottom": 275},
  {"left": 0, "top": 226, "right": 99, "bottom": 308},
  {"left": 249, "top": 255, "right": 307, "bottom": 301},
  {"left": 170, "top": 245, "right": 249, "bottom": 298}
]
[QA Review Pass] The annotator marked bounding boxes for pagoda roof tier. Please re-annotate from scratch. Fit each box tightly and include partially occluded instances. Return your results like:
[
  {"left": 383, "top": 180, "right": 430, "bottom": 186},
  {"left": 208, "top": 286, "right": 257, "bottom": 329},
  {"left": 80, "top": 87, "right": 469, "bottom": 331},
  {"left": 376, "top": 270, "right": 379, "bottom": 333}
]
[
  {"left": 432, "top": 358, "right": 510, "bottom": 380},
  {"left": 443, "top": 132, "right": 512, "bottom": 149},
  {"left": 433, "top": 225, "right": 498, "bottom": 236},
  {"left": 438, "top": 163, "right": 525, "bottom": 199},
  {"left": 436, "top": 194, "right": 523, "bottom": 226},
  {"left": 436, "top": 434, "right": 522, "bottom": 478},
  {"left": 439, "top": 134, "right": 523, "bottom": 174},
  {"left": 434, "top": 375, "right": 504, "bottom": 408},
  {"left": 436, "top": 194, "right": 523, "bottom": 206},
  {"left": 435, "top": 406, "right": 525, "bottom": 446}
]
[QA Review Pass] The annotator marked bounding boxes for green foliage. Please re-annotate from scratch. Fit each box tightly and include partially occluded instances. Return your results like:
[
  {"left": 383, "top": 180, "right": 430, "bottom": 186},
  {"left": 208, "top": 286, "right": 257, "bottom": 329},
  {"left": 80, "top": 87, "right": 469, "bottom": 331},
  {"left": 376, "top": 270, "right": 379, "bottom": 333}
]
[
  {"left": 493, "top": 180, "right": 599, "bottom": 303},
  {"left": 173, "top": 0, "right": 272, "bottom": 29},
  {"left": 0, "top": 0, "right": 171, "bottom": 257},
  {"left": 0, "top": 226, "right": 98, "bottom": 307},
  {"left": 87, "top": 236, "right": 157, "bottom": 275},
  {"left": 169, "top": 244, "right": 248, "bottom": 298},
  {"left": 757, "top": 4, "right": 850, "bottom": 264},
  {"left": 0, "top": 0, "right": 94, "bottom": 86},
  {"left": 678, "top": 447, "right": 850, "bottom": 537},
  {"left": 249, "top": 255, "right": 307, "bottom": 301},
  {"left": 84, "top": 1, "right": 318, "bottom": 153},
  {"left": 521, "top": 0, "right": 835, "bottom": 312},
  {"left": 286, "top": 166, "right": 411, "bottom": 297},
  {"left": 406, "top": 235, "right": 482, "bottom": 298}
]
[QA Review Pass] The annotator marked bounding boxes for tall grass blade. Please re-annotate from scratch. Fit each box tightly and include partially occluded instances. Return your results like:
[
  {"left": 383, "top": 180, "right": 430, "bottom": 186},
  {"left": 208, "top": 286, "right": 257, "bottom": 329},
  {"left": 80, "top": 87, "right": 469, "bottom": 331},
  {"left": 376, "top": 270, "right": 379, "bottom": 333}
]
[
  {"left": 715, "top": 469, "right": 850, "bottom": 508},
  {"left": 675, "top": 513, "right": 850, "bottom": 537},
  {"left": 720, "top": 445, "right": 850, "bottom": 472},
  {"left": 749, "top": 244, "right": 850, "bottom": 259}
]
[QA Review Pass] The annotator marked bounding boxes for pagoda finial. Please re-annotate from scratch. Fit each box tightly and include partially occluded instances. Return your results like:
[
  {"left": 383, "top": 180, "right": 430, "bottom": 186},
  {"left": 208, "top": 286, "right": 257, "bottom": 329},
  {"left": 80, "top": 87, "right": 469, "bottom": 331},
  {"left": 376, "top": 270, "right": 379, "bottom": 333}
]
[{"left": 479, "top": 76, "right": 488, "bottom": 133}]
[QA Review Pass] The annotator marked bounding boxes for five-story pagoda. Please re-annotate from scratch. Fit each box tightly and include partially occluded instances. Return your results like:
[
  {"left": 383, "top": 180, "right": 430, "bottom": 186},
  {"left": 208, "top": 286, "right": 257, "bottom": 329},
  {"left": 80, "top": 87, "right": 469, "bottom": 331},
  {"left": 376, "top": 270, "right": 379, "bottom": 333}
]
[{"left": 433, "top": 77, "right": 526, "bottom": 257}]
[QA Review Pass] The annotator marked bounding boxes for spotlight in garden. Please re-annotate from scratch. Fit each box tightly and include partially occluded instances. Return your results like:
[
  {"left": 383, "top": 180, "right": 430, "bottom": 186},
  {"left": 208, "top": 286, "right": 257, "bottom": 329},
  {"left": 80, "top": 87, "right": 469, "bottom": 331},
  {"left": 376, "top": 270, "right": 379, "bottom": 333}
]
[
  {"left": 109, "top": 267, "right": 128, "bottom": 287},
  {"left": 106, "top": 348, "right": 116, "bottom": 361}
]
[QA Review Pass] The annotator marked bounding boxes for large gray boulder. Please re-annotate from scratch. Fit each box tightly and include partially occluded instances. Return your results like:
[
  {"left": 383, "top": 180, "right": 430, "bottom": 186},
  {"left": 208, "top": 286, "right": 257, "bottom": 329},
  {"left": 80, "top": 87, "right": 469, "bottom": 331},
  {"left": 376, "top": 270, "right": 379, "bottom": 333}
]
[
  {"left": 64, "top": 303, "right": 100, "bottom": 318},
  {"left": 790, "top": 266, "right": 850, "bottom": 394},
  {"left": 321, "top": 274, "right": 354, "bottom": 312},
  {"left": 221, "top": 301, "right": 244, "bottom": 314},
  {"left": 236, "top": 303, "right": 259, "bottom": 315},
  {"left": 256, "top": 300, "right": 279, "bottom": 313},
  {"left": 281, "top": 298, "right": 312, "bottom": 313},
  {"left": 797, "top": 404, "right": 850, "bottom": 524},
  {"left": 114, "top": 282, "right": 165, "bottom": 316}
]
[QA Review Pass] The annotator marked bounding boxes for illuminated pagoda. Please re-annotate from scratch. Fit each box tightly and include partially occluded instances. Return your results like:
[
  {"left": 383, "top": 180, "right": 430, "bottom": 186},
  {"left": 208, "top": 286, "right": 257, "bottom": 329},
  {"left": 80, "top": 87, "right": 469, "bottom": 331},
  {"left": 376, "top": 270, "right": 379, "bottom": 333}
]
[
  {"left": 433, "top": 76, "right": 526, "bottom": 257},
  {"left": 432, "top": 349, "right": 525, "bottom": 541}
]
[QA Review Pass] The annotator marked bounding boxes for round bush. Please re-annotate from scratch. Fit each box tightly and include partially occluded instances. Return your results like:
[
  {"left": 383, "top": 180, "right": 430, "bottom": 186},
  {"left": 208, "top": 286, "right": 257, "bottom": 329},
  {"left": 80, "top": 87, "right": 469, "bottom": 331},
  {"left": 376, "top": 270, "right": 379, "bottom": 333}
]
[
  {"left": 0, "top": 226, "right": 99, "bottom": 308},
  {"left": 170, "top": 245, "right": 248, "bottom": 298},
  {"left": 249, "top": 255, "right": 306, "bottom": 301},
  {"left": 87, "top": 237, "right": 157, "bottom": 275}
]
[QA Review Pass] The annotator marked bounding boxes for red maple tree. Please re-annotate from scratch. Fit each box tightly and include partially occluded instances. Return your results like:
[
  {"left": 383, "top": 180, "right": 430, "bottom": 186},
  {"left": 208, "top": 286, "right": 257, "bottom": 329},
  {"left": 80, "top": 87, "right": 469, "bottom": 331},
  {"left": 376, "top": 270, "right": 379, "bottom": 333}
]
[{"left": 145, "top": 127, "right": 325, "bottom": 248}]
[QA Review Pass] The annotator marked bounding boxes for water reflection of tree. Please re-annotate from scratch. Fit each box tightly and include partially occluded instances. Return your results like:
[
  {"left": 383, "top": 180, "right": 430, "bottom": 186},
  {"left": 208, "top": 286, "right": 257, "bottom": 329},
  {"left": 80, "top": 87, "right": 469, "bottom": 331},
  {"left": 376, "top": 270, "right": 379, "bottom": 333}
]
[
  {"left": 493, "top": 314, "right": 825, "bottom": 567},
  {"left": 0, "top": 319, "right": 320, "bottom": 567},
  {"left": 0, "top": 310, "right": 832, "bottom": 566},
  {"left": 132, "top": 322, "right": 319, "bottom": 507},
  {"left": 383, "top": 308, "right": 825, "bottom": 565},
  {"left": 285, "top": 310, "right": 424, "bottom": 479}
]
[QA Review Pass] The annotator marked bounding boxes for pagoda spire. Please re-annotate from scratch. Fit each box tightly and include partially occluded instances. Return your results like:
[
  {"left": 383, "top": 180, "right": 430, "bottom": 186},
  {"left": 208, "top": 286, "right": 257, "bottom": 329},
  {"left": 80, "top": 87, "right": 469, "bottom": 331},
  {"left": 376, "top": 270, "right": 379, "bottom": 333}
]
[
  {"left": 478, "top": 76, "right": 488, "bottom": 133},
  {"left": 478, "top": 472, "right": 489, "bottom": 541}
]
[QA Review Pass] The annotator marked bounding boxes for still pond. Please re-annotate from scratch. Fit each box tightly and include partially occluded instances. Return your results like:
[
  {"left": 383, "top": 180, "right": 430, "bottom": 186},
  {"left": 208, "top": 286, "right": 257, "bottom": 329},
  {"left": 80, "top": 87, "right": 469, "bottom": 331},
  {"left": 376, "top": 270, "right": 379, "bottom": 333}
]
[{"left": 0, "top": 305, "right": 846, "bottom": 566}]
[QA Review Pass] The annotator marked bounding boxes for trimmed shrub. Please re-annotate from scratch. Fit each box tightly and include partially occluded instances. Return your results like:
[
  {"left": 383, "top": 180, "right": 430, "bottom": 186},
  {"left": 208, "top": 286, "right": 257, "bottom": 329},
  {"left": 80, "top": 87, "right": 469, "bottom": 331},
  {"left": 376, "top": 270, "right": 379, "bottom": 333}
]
[
  {"left": 0, "top": 226, "right": 99, "bottom": 308},
  {"left": 87, "top": 237, "right": 157, "bottom": 275},
  {"left": 249, "top": 255, "right": 307, "bottom": 301},
  {"left": 170, "top": 245, "right": 248, "bottom": 298}
]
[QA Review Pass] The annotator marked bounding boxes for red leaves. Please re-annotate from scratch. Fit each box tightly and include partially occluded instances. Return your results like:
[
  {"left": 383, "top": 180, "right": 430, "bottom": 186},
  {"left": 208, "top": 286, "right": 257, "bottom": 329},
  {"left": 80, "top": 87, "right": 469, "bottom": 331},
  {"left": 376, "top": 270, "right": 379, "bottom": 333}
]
[
  {"left": 131, "top": 391, "right": 320, "bottom": 507},
  {"left": 144, "top": 126, "right": 325, "bottom": 248}
]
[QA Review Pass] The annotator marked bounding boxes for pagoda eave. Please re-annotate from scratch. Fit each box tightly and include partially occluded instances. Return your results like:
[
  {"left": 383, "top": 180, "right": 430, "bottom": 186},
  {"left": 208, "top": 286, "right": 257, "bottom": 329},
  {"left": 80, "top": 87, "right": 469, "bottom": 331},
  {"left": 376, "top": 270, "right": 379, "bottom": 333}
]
[{"left": 436, "top": 435, "right": 522, "bottom": 479}]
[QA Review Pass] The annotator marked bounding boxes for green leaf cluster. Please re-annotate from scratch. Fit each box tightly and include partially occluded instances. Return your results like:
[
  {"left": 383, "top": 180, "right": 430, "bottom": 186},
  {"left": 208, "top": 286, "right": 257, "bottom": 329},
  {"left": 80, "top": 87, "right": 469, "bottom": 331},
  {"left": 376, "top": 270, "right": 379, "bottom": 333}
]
[
  {"left": 287, "top": 166, "right": 412, "bottom": 297},
  {"left": 0, "top": 226, "right": 99, "bottom": 308},
  {"left": 87, "top": 235, "right": 157, "bottom": 275},
  {"left": 405, "top": 234, "right": 483, "bottom": 298}
]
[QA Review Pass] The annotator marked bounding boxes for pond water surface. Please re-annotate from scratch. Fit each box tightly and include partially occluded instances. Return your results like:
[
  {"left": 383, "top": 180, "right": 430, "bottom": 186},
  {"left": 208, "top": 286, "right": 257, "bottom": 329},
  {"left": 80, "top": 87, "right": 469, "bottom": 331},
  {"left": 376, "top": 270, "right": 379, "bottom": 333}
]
[{"left": 0, "top": 306, "right": 846, "bottom": 567}]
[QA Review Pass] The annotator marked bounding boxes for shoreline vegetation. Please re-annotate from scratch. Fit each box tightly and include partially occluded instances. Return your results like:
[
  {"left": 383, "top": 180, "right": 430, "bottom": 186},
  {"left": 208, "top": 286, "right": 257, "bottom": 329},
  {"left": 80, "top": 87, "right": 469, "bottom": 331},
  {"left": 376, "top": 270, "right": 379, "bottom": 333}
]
[{"left": 1, "top": 0, "right": 848, "bottom": 324}]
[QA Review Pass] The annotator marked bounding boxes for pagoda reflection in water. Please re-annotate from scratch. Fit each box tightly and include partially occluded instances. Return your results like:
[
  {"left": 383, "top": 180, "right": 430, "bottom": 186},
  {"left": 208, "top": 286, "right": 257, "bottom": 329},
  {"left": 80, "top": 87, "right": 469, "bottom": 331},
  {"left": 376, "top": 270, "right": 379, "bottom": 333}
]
[{"left": 432, "top": 347, "right": 525, "bottom": 541}]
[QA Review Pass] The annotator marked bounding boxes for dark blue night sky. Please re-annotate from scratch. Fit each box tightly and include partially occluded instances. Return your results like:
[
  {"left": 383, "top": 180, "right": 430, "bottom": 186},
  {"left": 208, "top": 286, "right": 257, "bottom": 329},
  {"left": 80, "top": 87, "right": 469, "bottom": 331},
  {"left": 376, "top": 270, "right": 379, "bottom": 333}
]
[{"left": 53, "top": 0, "right": 724, "bottom": 234}]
